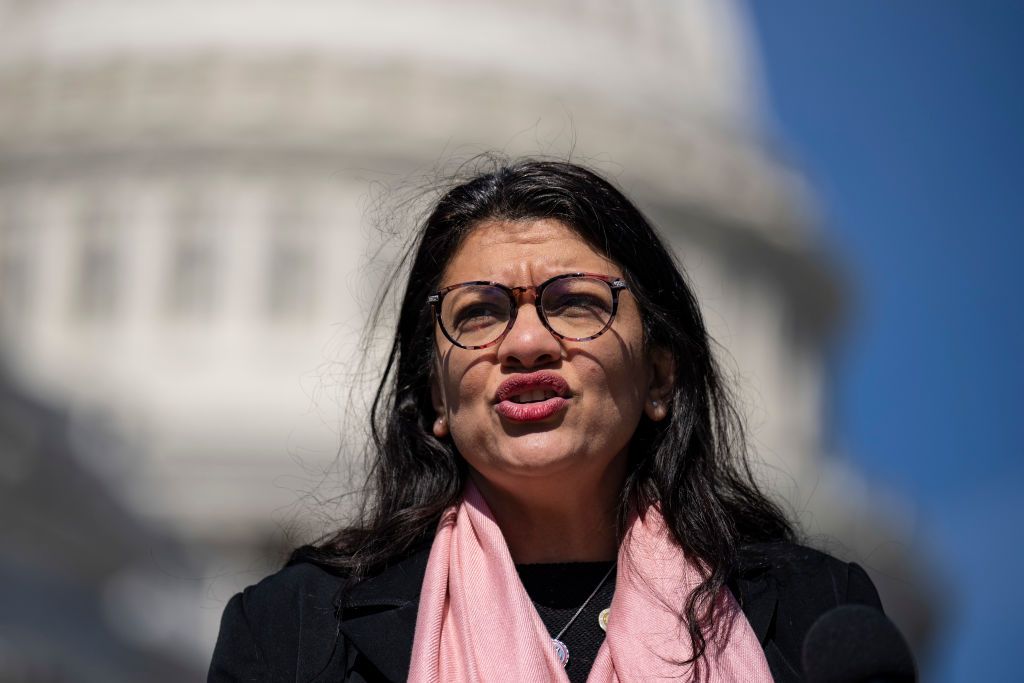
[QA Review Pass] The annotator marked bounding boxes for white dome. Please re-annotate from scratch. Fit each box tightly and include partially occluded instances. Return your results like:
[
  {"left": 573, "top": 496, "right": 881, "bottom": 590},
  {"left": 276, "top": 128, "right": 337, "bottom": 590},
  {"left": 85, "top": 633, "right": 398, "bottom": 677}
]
[{"left": 0, "top": 0, "right": 761, "bottom": 128}]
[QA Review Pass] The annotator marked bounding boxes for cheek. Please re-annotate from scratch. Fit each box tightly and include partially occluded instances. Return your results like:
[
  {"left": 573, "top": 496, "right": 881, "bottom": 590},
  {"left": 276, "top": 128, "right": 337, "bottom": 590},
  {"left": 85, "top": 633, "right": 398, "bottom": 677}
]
[
  {"left": 442, "top": 360, "right": 491, "bottom": 417},
  {"left": 580, "top": 334, "right": 650, "bottom": 414},
  {"left": 434, "top": 338, "right": 488, "bottom": 415},
  {"left": 580, "top": 356, "right": 647, "bottom": 421},
  {"left": 444, "top": 366, "right": 497, "bottom": 463}
]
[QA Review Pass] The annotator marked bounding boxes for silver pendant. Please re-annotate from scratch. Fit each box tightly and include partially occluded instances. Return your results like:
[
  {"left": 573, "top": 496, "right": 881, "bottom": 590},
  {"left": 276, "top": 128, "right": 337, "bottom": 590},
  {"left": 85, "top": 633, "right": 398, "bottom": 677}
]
[{"left": 552, "top": 638, "right": 569, "bottom": 667}]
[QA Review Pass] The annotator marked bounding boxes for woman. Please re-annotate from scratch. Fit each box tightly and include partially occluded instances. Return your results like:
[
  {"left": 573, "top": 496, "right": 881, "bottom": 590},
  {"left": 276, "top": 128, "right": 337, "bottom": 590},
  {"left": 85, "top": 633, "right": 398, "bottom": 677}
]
[{"left": 210, "top": 160, "right": 887, "bottom": 682}]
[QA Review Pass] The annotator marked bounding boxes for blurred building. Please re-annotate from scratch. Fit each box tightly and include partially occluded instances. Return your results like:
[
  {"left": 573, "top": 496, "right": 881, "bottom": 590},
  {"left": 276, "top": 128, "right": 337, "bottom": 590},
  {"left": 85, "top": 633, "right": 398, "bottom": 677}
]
[
  {"left": 0, "top": 365, "right": 199, "bottom": 681},
  {"left": 0, "top": 0, "right": 936, "bottom": 675}
]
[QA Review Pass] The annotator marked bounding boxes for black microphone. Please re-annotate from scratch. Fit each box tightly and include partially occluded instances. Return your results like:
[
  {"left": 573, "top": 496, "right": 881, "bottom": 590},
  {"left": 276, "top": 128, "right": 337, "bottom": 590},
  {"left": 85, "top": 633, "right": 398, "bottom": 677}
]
[{"left": 801, "top": 604, "right": 917, "bottom": 683}]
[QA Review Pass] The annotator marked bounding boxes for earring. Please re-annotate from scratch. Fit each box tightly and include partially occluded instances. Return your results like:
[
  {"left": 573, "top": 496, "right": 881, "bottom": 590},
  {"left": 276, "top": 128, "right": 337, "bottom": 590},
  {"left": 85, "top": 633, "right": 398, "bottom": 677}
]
[
  {"left": 648, "top": 399, "right": 667, "bottom": 422},
  {"left": 433, "top": 415, "right": 448, "bottom": 438}
]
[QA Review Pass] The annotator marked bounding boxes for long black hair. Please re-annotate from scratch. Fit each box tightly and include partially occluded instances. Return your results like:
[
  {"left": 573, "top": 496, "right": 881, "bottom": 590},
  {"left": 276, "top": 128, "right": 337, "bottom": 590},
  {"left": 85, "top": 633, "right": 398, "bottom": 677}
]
[{"left": 300, "top": 158, "right": 794, "bottom": 662}]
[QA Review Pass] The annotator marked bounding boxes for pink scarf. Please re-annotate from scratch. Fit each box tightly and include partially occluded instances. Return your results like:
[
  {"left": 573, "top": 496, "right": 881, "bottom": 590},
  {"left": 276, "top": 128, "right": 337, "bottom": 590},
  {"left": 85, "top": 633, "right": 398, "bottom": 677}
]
[{"left": 408, "top": 482, "right": 774, "bottom": 682}]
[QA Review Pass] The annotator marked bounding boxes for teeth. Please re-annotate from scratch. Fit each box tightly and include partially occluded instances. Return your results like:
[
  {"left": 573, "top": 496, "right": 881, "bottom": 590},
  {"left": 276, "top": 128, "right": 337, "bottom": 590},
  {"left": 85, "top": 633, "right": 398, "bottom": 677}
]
[{"left": 510, "top": 389, "right": 556, "bottom": 404}]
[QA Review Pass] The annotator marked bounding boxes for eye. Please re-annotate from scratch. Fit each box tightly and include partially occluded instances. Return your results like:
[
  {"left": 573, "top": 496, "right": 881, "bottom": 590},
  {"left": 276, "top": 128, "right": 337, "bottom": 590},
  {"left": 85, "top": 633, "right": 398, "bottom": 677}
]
[
  {"left": 547, "top": 293, "right": 610, "bottom": 314},
  {"left": 441, "top": 285, "right": 512, "bottom": 336},
  {"left": 543, "top": 280, "right": 613, "bottom": 318},
  {"left": 452, "top": 302, "right": 505, "bottom": 330}
]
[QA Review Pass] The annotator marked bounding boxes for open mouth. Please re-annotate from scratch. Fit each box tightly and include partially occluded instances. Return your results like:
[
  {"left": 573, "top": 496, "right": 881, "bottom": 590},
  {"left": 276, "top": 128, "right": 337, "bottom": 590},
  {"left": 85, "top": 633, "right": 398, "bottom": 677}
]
[
  {"left": 508, "top": 389, "right": 559, "bottom": 404},
  {"left": 494, "top": 372, "right": 571, "bottom": 422}
]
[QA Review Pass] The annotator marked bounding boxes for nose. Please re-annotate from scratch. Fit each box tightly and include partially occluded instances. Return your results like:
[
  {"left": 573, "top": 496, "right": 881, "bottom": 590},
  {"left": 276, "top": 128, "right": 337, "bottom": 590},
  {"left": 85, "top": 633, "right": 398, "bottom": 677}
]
[{"left": 496, "top": 297, "right": 561, "bottom": 369}]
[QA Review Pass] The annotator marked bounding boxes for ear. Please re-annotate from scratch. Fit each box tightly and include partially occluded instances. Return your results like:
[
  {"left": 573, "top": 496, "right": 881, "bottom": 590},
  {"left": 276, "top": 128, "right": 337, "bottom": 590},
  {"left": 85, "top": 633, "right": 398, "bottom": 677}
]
[
  {"left": 429, "top": 363, "right": 449, "bottom": 438},
  {"left": 644, "top": 346, "right": 675, "bottom": 422}
]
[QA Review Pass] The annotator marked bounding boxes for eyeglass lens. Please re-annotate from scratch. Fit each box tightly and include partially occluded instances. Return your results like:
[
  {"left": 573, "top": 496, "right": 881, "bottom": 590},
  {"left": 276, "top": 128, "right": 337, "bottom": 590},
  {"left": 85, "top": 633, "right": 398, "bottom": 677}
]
[{"left": 439, "top": 276, "right": 616, "bottom": 347}]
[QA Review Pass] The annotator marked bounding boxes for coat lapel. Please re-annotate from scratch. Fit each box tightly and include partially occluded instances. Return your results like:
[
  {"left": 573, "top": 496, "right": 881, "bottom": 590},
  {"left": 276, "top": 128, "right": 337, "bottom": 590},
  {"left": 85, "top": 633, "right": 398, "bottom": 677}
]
[
  {"left": 335, "top": 547, "right": 431, "bottom": 682},
  {"left": 732, "top": 545, "right": 803, "bottom": 683},
  {"left": 732, "top": 566, "right": 777, "bottom": 644}
]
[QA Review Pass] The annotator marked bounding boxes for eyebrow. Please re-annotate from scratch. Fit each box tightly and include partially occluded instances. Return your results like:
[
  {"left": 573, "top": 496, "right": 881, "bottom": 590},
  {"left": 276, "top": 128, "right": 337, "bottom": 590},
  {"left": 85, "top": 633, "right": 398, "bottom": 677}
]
[{"left": 440, "top": 267, "right": 611, "bottom": 289}]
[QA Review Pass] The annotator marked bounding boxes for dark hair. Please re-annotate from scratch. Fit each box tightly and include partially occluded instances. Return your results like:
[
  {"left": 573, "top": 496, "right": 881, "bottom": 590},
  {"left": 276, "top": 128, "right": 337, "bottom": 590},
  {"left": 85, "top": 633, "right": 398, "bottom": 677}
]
[{"left": 300, "top": 158, "right": 794, "bottom": 662}]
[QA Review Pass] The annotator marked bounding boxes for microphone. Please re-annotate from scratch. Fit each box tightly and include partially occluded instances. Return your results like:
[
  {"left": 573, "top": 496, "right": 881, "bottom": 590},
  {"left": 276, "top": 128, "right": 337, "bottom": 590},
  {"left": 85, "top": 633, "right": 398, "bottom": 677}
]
[{"left": 801, "top": 604, "right": 917, "bottom": 683}]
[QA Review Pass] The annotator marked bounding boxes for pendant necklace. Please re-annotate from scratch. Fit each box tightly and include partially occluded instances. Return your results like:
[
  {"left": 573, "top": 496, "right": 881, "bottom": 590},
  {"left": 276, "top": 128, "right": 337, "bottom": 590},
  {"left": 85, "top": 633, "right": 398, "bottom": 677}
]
[{"left": 550, "top": 562, "right": 616, "bottom": 668}]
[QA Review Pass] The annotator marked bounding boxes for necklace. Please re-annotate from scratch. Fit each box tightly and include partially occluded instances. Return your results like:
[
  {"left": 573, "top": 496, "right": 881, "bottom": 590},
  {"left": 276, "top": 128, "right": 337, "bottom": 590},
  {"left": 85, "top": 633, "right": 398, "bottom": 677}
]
[{"left": 550, "top": 562, "right": 616, "bottom": 668}]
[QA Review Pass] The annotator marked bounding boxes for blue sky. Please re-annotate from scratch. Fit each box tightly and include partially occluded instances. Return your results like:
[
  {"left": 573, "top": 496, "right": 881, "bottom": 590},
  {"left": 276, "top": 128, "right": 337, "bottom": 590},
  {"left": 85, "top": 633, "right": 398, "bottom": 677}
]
[{"left": 744, "top": 2, "right": 1024, "bottom": 681}]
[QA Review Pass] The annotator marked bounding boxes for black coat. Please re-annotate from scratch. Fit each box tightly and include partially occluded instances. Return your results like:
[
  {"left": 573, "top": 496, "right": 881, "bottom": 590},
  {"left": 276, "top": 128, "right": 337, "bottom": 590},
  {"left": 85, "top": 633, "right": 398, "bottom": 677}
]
[{"left": 209, "top": 542, "right": 882, "bottom": 682}]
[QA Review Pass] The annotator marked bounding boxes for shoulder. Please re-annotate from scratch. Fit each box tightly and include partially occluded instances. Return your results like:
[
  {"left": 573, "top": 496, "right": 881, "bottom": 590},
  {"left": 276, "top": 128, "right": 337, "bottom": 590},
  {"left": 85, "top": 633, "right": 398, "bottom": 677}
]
[
  {"left": 732, "top": 541, "right": 883, "bottom": 682},
  {"left": 737, "top": 540, "right": 881, "bottom": 606},
  {"left": 238, "top": 560, "right": 348, "bottom": 623},
  {"left": 209, "top": 561, "right": 349, "bottom": 682}
]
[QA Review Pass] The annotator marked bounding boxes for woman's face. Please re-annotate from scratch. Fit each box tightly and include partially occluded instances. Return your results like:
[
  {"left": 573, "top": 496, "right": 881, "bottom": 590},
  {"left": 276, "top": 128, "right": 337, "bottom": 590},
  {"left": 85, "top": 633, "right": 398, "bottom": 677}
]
[{"left": 430, "top": 218, "right": 671, "bottom": 494}]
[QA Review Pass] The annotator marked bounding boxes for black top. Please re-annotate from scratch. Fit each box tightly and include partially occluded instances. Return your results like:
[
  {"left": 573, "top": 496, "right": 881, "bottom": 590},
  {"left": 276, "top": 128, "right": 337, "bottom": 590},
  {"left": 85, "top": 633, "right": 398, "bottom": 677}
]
[
  {"left": 208, "top": 542, "right": 887, "bottom": 682},
  {"left": 516, "top": 561, "right": 616, "bottom": 683}
]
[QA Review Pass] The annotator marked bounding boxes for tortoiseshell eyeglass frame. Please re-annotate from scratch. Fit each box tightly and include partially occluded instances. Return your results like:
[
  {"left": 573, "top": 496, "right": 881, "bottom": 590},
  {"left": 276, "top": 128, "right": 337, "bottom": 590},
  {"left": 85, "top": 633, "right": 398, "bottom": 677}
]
[{"left": 427, "top": 272, "right": 629, "bottom": 350}]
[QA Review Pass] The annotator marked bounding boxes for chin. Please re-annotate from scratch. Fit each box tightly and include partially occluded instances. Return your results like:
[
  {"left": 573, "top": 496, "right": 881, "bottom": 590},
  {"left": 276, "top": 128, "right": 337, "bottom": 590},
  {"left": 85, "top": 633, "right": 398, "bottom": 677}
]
[
  {"left": 507, "top": 430, "right": 573, "bottom": 454},
  {"left": 485, "top": 456, "right": 577, "bottom": 483},
  {"left": 495, "top": 437, "right": 587, "bottom": 474}
]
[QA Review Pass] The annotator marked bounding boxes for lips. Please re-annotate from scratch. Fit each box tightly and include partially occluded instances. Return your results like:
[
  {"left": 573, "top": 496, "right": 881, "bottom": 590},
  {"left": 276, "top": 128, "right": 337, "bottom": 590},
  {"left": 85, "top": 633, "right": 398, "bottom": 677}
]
[{"left": 494, "top": 371, "right": 571, "bottom": 422}]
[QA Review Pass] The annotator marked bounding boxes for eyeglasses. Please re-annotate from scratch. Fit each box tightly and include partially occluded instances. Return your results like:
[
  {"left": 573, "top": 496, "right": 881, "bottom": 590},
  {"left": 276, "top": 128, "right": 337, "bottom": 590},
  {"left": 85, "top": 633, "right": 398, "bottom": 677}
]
[{"left": 427, "top": 272, "right": 629, "bottom": 350}]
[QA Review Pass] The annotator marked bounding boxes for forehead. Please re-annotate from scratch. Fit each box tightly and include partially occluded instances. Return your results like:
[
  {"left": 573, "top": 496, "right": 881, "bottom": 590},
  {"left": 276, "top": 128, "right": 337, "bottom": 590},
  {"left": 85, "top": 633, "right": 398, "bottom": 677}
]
[{"left": 441, "top": 218, "right": 618, "bottom": 285}]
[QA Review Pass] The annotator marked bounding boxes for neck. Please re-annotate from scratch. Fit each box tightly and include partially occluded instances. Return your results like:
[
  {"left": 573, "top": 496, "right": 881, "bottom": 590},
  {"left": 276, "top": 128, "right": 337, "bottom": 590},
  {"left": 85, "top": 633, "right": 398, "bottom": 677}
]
[{"left": 469, "top": 463, "right": 624, "bottom": 564}]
